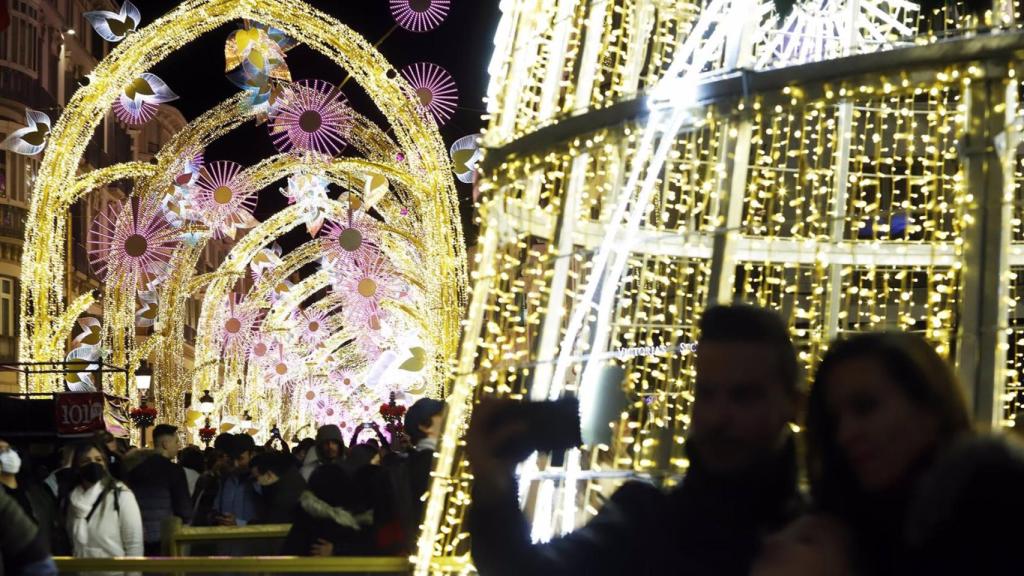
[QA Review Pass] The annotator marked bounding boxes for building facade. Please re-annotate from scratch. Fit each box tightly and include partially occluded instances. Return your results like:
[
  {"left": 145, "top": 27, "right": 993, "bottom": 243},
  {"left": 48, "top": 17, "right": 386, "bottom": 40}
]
[{"left": 0, "top": 0, "right": 224, "bottom": 393}]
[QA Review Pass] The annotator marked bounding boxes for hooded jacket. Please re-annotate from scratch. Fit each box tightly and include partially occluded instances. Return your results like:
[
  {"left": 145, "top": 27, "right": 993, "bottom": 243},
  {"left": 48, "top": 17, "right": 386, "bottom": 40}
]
[{"left": 470, "top": 437, "right": 801, "bottom": 576}]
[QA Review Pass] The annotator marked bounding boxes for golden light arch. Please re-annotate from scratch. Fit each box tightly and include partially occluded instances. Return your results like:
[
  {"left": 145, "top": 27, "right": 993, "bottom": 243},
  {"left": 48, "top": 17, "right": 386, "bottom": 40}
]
[{"left": 20, "top": 0, "right": 467, "bottom": 394}]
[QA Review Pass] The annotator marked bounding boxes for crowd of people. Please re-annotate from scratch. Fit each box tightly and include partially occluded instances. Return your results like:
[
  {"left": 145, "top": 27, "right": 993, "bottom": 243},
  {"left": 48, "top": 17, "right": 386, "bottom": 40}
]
[
  {"left": 467, "top": 304, "right": 1024, "bottom": 575},
  {"left": 4, "top": 302, "right": 1023, "bottom": 575},
  {"left": 0, "top": 396, "right": 446, "bottom": 574}
]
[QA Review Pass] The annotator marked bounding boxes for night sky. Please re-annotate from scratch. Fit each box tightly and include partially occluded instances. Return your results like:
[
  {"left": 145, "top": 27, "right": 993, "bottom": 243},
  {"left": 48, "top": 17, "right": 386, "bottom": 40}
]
[{"left": 137, "top": 0, "right": 500, "bottom": 255}]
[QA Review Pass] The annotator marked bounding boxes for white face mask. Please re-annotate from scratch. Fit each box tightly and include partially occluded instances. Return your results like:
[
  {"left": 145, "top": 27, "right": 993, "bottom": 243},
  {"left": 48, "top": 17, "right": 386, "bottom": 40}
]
[{"left": 0, "top": 449, "right": 21, "bottom": 475}]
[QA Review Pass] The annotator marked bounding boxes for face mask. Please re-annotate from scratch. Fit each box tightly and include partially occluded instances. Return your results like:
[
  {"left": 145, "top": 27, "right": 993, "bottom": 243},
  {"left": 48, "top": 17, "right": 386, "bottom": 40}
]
[
  {"left": 79, "top": 462, "right": 106, "bottom": 484},
  {"left": 0, "top": 450, "right": 21, "bottom": 475}
]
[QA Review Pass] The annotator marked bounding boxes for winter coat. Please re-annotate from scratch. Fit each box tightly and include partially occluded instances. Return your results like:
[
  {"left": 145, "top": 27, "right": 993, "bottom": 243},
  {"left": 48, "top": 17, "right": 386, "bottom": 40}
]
[
  {"left": 470, "top": 437, "right": 801, "bottom": 576},
  {"left": 283, "top": 463, "right": 372, "bottom": 556},
  {"left": 253, "top": 468, "right": 306, "bottom": 525},
  {"left": 0, "top": 489, "right": 56, "bottom": 576},
  {"left": 3, "top": 482, "right": 60, "bottom": 555},
  {"left": 67, "top": 480, "right": 143, "bottom": 576},
  {"left": 122, "top": 451, "right": 192, "bottom": 544},
  {"left": 899, "top": 434, "right": 1024, "bottom": 574}
]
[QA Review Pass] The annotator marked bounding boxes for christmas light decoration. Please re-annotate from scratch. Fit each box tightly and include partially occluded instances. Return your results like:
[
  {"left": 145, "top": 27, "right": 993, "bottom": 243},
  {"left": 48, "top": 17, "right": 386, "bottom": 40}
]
[
  {"left": 193, "top": 160, "right": 259, "bottom": 239},
  {"left": 88, "top": 197, "right": 179, "bottom": 291},
  {"left": 321, "top": 212, "right": 381, "bottom": 266},
  {"left": 281, "top": 172, "right": 331, "bottom": 236},
  {"left": 0, "top": 109, "right": 51, "bottom": 156},
  {"left": 269, "top": 79, "right": 351, "bottom": 156},
  {"left": 112, "top": 73, "right": 179, "bottom": 127},
  {"left": 401, "top": 62, "right": 458, "bottom": 125},
  {"left": 84, "top": 1, "right": 141, "bottom": 42},
  {"left": 390, "top": 0, "right": 450, "bottom": 32}
]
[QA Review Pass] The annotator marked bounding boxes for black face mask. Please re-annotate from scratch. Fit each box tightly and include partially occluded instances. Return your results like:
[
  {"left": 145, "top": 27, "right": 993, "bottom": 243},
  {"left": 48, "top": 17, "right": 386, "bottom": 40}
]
[{"left": 79, "top": 462, "right": 106, "bottom": 484}]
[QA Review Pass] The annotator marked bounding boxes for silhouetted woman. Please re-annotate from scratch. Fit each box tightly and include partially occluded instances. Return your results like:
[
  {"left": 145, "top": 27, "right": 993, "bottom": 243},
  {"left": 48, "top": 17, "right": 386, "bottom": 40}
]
[{"left": 806, "top": 332, "right": 1024, "bottom": 574}]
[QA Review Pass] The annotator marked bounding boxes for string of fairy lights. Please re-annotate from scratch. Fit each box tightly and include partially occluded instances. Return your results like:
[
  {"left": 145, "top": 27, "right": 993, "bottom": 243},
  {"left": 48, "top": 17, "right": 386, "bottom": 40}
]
[{"left": 416, "top": 0, "right": 1024, "bottom": 573}]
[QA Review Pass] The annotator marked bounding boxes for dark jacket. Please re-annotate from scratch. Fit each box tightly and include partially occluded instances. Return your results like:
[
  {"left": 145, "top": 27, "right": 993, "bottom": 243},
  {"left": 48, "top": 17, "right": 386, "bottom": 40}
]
[
  {"left": 283, "top": 463, "right": 371, "bottom": 556},
  {"left": 899, "top": 434, "right": 1024, "bottom": 574},
  {"left": 2, "top": 482, "right": 61, "bottom": 555},
  {"left": 253, "top": 468, "right": 306, "bottom": 525},
  {"left": 0, "top": 489, "right": 56, "bottom": 576},
  {"left": 469, "top": 438, "right": 800, "bottom": 576},
  {"left": 122, "top": 450, "right": 193, "bottom": 543}
]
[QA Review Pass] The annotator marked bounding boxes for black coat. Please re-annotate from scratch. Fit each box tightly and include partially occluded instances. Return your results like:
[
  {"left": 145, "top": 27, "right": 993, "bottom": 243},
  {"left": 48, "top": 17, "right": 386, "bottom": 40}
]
[
  {"left": 469, "top": 438, "right": 801, "bottom": 576},
  {"left": 123, "top": 452, "right": 192, "bottom": 543},
  {"left": 899, "top": 434, "right": 1024, "bottom": 574},
  {"left": 253, "top": 468, "right": 306, "bottom": 525},
  {"left": 2, "top": 483, "right": 60, "bottom": 555},
  {"left": 283, "top": 463, "right": 371, "bottom": 556}
]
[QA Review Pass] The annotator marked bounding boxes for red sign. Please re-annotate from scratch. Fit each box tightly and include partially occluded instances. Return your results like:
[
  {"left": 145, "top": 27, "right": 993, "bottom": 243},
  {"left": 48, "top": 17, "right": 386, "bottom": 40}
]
[{"left": 55, "top": 393, "right": 106, "bottom": 436}]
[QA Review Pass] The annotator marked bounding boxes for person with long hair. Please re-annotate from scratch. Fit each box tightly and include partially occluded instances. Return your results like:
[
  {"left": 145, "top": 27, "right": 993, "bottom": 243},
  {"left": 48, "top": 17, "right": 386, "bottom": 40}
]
[
  {"left": 806, "top": 332, "right": 1024, "bottom": 573},
  {"left": 66, "top": 442, "right": 143, "bottom": 573}
]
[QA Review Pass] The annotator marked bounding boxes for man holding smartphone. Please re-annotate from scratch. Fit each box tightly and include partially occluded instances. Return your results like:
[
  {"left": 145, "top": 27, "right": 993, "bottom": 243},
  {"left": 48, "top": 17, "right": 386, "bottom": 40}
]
[{"left": 467, "top": 305, "right": 802, "bottom": 576}]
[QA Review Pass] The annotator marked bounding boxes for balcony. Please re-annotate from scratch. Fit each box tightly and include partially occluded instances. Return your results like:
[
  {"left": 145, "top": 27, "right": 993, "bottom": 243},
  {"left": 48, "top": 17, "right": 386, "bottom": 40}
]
[
  {"left": 0, "top": 204, "right": 25, "bottom": 240},
  {"left": 0, "top": 67, "right": 56, "bottom": 113}
]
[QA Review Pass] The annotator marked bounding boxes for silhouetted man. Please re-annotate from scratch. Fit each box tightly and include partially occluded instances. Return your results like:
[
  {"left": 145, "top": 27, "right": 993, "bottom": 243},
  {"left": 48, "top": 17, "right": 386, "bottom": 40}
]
[
  {"left": 124, "top": 424, "right": 192, "bottom": 555},
  {"left": 467, "top": 304, "right": 802, "bottom": 576}
]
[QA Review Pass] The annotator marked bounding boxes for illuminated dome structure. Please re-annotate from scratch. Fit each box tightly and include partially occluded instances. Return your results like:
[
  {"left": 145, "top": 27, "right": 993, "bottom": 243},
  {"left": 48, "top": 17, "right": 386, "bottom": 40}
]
[
  {"left": 16, "top": 0, "right": 466, "bottom": 449},
  {"left": 418, "top": 0, "right": 1024, "bottom": 573}
]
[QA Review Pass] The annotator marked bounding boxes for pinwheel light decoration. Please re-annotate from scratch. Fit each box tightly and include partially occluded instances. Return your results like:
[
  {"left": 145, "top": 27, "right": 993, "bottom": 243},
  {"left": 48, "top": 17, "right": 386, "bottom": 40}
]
[
  {"left": 449, "top": 134, "right": 483, "bottom": 184},
  {"left": 225, "top": 22, "right": 296, "bottom": 112},
  {"left": 88, "top": 197, "right": 180, "bottom": 290},
  {"left": 65, "top": 317, "right": 103, "bottom": 392},
  {"left": 250, "top": 244, "right": 283, "bottom": 283},
  {"left": 268, "top": 79, "right": 351, "bottom": 156},
  {"left": 390, "top": 0, "right": 451, "bottom": 32},
  {"left": 225, "top": 25, "right": 292, "bottom": 82},
  {"left": 193, "top": 160, "right": 259, "bottom": 239},
  {"left": 135, "top": 290, "right": 159, "bottom": 329},
  {"left": 218, "top": 294, "right": 259, "bottom": 353},
  {"left": 401, "top": 62, "right": 458, "bottom": 125},
  {"left": 113, "top": 73, "right": 179, "bottom": 127},
  {"left": 296, "top": 307, "right": 330, "bottom": 347},
  {"left": 163, "top": 150, "right": 205, "bottom": 227},
  {"left": 65, "top": 345, "right": 102, "bottom": 392},
  {"left": 270, "top": 278, "right": 293, "bottom": 304},
  {"left": 281, "top": 173, "right": 331, "bottom": 236},
  {"left": 84, "top": 0, "right": 140, "bottom": 42},
  {"left": 0, "top": 109, "right": 51, "bottom": 156},
  {"left": 322, "top": 213, "right": 380, "bottom": 266}
]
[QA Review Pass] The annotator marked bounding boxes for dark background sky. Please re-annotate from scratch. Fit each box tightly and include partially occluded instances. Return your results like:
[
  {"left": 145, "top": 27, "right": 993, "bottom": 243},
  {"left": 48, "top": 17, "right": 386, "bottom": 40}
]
[{"left": 138, "top": 0, "right": 500, "bottom": 256}]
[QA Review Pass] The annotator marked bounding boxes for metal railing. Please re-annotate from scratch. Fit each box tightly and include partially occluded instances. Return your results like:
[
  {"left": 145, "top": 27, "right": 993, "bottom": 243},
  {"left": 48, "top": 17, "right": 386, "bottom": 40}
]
[
  {"left": 53, "top": 556, "right": 412, "bottom": 574},
  {"left": 52, "top": 519, "right": 413, "bottom": 574}
]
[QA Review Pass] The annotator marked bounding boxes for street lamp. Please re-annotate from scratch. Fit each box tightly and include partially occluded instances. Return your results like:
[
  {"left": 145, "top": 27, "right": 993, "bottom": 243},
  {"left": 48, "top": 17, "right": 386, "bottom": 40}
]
[
  {"left": 198, "top": 390, "right": 215, "bottom": 414},
  {"left": 197, "top": 390, "right": 217, "bottom": 447}
]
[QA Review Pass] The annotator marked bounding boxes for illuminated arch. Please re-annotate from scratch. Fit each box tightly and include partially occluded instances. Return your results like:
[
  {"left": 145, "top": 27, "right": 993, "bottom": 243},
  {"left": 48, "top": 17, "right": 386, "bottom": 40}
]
[{"left": 21, "top": 0, "right": 466, "bottom": 395}]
